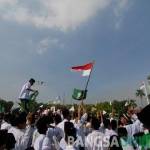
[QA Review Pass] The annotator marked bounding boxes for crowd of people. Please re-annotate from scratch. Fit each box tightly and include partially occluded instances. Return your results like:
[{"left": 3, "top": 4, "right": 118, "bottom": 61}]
[
  {"left": 0, "top": 79, "right": 150, "bottom": 150},
  {"left": 0, "top": 103, "right": 150, "bottom": 150}
]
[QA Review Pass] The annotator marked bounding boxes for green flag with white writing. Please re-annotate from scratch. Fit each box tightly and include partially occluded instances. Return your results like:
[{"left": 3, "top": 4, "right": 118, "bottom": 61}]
[{"left": 72, "top": 88, "right": 87, "bottom": 100}]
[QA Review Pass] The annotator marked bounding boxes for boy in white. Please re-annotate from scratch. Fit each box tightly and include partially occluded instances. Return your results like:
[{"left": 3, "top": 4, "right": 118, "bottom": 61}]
[
  {"left": 8, "top": 112, "right": 33, "bottom": 150},
  {"left": 86, "top": 117, "right": 106, "bottom": 150},
  {"left": 34, "top": 116, "right": 51, "bottom": 150},
  {"left": 19, "top": 78, "right": 37, "bottom": 112},
  {"left": 57, "top": 108, "right": 70, "bottom": 140}
]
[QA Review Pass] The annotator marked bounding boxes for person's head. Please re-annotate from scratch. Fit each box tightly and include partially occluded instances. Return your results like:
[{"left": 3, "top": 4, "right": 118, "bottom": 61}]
[
  {"left": 62, "top": 108, "right": 70, "bottom": 120},
  {"left": 29, "top": 78, "right": 35, "bottom": 86},
  {"left": 54, "top": 114, "right": 62, "bottom": 125},
  {"left": 64, "top": 122, "right": 77, "bottom": 145},
  {"left": 36, "top": 116, "right": 50, "bottom": 134},
  {"left": 47, "top": 113, "right": 54, "bottom": 124},
  {"left": 119, "top": 114, "right": 129, "bottom": 126},
  {"left": 26, "top": 113, "right": 35, "bottom": 125},
  {"left": 6, "top": 133, "right": 16, "bottom": 150},
  {"left": 3, "top": 113, "right": 11, "bottom": 124},
  {"left": 15, "top": 112, "right": 27, "bottom": 129},
  {"left": 103, "top": 118, "right": 111, "bottom": 129},
  {"left": 8, "top": 114, "right": 16, "bottom": 126},
  {"left": 128, "top": 106, "right": 134, "bottom": 114},
  {"left": 91, "top": 117, "right": 100, "bottom": 130},
  {"left": 134, "top": 107, "right": 142, "bottom": 114},
  {"left": 111, "top": 120, "right": 117, "bottom": 131}
]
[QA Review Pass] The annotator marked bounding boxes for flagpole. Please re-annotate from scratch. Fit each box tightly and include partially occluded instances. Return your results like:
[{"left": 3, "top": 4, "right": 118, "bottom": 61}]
[
  {"left": 81, "top": 61, "right": 95, "bottom": 106},
  {"left": 71, "top": 61, "right": 95, "bottom": 106},
  {"left": 85, "top": 61, "right": 95, "bottom": 91}
]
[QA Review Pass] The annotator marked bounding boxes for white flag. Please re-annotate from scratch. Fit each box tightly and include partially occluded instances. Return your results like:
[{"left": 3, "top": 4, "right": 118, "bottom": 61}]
[
  {"left": 103, "top": 110, "right": 107, "bottom": 115},
  {"left": 125, "top": 101, "right": 129, "bottom": 106},
  {"left": 140, "top": 82, "right": 145, "bottom": 90},
  {"left": 69, "top": 106, "right": 75, "bottom": 112},
  {"left": 110, "top": 101, "right": 112, "bottom": 106}
]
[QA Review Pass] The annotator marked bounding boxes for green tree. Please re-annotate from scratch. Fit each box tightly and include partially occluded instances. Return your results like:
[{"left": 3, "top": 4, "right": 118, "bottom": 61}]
[{"left": 0, "top": 98, "right": 14, "bottom": 112}]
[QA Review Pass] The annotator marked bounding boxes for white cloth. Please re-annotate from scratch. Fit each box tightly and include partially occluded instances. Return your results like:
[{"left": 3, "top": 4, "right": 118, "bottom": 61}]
[
  {"left": 125, "top": 119, "right": 143, "bottom": 136},
  {"left": 59, "top": 138, "right": 77, "bottom": 150},
  {"left": 32, "top": 129, "right": 40, "bottom": 146},
  {"left": 104, "top": 129, "right": 118, "bottom": 137},
  {"left": 59, "top": 138, "right": 67, "bottom": 150},
  {"left": 77, "top": 113, "right": 89, "bottom": 139},
  {"left": 42, "top": 137, "right": 52, "bottom": 150},
  {"left": 86, "top": 130, "right": 105, "bottom": 150},
  {"left": 65, "top": 145, "right": 76, "bottom": 150},
  {"left": 57, "top": 119, "right": 68, "bottom": 138},
  {"left": 34, "top": 134, "right": 51, "bottom": 150},
  {"left": 57, "top": 119, "right": 68, "bottom": 131},
  {"left": 19, "top": 82, "right": 31, "bottom": 99},
  {"left": 131, "top": 114, "right": 138, "bottom": 122},
  {"left": 8, "top": 125, "right": 33, "bottom": 150},
  {"left": 70, "top": 119, "right": 80, "bottom": 129},
  {"left": 46, "top": 126, "right": 62, "bottom": 150},
  {"left": 99, "top": 123, "right": 105, "bottom": 133},
  {"left": 47, "top": 127, "right": 62, "bottom": 142},
  {"left": 1, "top": 121, "right": 11, "bottom": 130}
]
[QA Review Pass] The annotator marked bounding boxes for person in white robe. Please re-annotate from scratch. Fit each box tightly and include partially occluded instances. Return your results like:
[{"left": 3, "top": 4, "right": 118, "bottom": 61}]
[
  {"left": 34, "top": 116, "right": 51, "bottom": 150},
  {"left": 8, "top": 112, "right": 33, "bottom": 150}
]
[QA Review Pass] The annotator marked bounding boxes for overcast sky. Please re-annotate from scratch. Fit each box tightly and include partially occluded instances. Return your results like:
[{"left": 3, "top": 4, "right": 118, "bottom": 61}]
[{"left": 0, "top": 0, "right": 150, "bottom": 104}]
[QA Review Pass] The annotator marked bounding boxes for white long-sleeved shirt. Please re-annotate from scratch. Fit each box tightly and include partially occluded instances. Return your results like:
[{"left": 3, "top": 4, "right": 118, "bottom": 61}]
[
  {"left": 59, "top": 138, "right": 78, "bottom": 150},
  {"left": 8, "top": 125, "right": 33, "bottom": 150},
  {"left": 19, "top": 82, "right": 31, "bottom": 99},
  {"left": 32, "top": 129, "right": 40, "bottom": 146},
  {"left": 86, "top": 130, "right": 105, "bottom": 150},
  {"left": 104, "top": 129, "right": 118, "bottom": 137},
  {"left": 34, "top": 134, "right": 51, "bottom": 150},
  {"left": 57, "top": 119, "right": 68, "bottom": 138},
  {"left": 125, "top": 119, "right": 143, "bottom": 136}
]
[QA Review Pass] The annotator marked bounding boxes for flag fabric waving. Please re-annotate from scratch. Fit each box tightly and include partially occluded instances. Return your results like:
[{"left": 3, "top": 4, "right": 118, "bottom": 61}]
[
  {"left": 139, "top": 82, "right": 150, "bottom": 105},
  {"left": 140, "top": 82, "right": 145, "bottom": 90},
  {"left": 139, "top": 82, "right": 147, "bottom": 95},
  {"left": 71, "top": 62, "right": 94, "bottom": 76},
  {"left": 72, "top": 88, "right": 87, "bottom": 100}
]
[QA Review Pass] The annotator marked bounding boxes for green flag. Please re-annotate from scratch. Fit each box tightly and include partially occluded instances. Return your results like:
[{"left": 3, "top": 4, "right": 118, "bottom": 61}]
[{"left": 72, "top": 88, "right": 87, "bottom": 100}]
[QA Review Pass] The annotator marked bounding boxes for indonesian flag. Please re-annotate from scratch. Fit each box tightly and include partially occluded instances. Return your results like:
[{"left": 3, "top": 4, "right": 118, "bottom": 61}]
[{"left": 71, "top": 62, "right": 94, "bottom": 76}]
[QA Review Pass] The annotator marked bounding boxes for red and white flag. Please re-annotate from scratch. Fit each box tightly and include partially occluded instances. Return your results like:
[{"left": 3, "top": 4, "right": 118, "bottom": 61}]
[{"left": 71, "top": 62, "right": 94, "bottom": 76}]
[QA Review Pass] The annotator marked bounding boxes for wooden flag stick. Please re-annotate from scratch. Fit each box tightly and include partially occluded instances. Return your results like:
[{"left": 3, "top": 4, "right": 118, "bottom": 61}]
[{"left": 81, "top": 61, "right": 95, "bottom": 106}]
